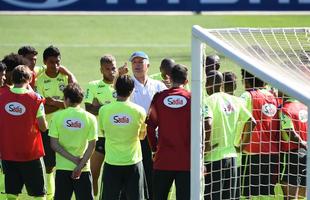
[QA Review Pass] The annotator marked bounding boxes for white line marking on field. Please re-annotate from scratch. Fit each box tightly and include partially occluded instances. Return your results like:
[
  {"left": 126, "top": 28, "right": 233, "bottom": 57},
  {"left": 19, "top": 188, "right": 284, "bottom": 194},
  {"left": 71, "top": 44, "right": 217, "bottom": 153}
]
[{"left": 0, "top": 43, "right": 189, "bottom": 48}]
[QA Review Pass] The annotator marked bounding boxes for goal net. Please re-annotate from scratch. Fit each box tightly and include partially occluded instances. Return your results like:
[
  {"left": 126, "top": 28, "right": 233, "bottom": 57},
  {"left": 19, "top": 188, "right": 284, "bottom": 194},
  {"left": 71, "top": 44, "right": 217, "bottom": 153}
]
[{"left": 191, "top": 26, "right": 310, "bottom": 200}]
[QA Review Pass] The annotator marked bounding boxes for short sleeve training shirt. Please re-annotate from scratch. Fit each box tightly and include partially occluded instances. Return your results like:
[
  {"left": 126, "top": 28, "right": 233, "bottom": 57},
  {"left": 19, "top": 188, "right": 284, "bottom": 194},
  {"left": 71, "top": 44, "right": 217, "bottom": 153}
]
[
  {"left": 35, "top": 70, "right": 68, "bottom": 123},
  {"left": 84, "top": 80, "right": 117, "bottom": 106},
  {"left": 98, "top": 101, "right": 146, "bottom": 166},
  {"left": 84, "top": 80, "right": 117, "bottom": 137},
  {"left": 49, "top": 107, "right": 98, "bottom": 171},
  {"left": 203, "top": 92, "right": 252, "bottom": 162}
]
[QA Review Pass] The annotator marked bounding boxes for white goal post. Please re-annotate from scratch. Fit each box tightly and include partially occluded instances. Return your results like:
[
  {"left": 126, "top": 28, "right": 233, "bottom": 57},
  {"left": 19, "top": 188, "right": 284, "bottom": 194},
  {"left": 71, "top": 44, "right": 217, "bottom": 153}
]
[{"left": 191, "top": 25, "right": 310, "bottom": 199}]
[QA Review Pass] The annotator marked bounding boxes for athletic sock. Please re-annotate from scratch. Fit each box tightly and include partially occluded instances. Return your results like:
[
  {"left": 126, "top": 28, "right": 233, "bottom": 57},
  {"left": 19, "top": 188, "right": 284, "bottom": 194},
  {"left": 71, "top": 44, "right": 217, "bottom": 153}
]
[{"left": 46, "top": 173, "right": 55, "bottom": 200}]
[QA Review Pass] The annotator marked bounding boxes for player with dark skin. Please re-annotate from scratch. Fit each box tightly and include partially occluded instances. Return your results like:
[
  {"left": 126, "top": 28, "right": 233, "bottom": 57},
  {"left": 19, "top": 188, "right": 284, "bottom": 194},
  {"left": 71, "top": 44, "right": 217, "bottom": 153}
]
[
  {"left": 86, "top": 56, "right": 117, "bottom": 196},
  {"left": 34, "top": 46, "right": 76, "bottom": 200}
]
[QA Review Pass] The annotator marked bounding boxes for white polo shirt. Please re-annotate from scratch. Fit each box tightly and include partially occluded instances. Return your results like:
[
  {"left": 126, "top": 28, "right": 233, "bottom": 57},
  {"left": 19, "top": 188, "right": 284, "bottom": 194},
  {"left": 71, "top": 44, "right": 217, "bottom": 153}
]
[{"left": 131, "top": 76, "right": 167, "bottom": 112}]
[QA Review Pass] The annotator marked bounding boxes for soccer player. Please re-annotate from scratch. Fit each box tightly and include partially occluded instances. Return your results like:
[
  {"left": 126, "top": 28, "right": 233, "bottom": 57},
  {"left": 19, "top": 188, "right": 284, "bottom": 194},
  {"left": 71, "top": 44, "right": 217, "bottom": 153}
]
[
  {"left": 222, "top": 70, "right": 250, "bottom": 198},
  {"left": 205, "top": 54, "right": 220, "bottom": 76},
  {"left": 35, "top": 45, "right": 74, "bottom": 200},
  {"left": 0, "top": 65, "right": 48, "bottom": 200},
  {"left": 149, "top": 58, "right": 175, "bottom": 88},
  {"left": 99, "top": 75, "right": 146, "bottom": 199},
  {"left": 129, "top": 51, "right": 167, "bottom": 199},
  {"left": 18, "top": 45, "right": 77, "bottom": 89},
  {"left": 0, "top": 55, "right": 28, "bottom": 199},
  {"left": 204, "top": 70, "right": 254, "bottom": 200},
  {"left": 279, "top": 92, "right": 308, "bottom": 200},
  {"left": 84, "top": 54, "right": 118, "bottom": 196},
  {"left": 146, "top": 64, "right": 191, "bottom": 200},
  {"left": 239, "top": 69, "right": 280, "bottom": 199},
  {"left": 49, "top": 83, "right": 97, "bottom": 200}
]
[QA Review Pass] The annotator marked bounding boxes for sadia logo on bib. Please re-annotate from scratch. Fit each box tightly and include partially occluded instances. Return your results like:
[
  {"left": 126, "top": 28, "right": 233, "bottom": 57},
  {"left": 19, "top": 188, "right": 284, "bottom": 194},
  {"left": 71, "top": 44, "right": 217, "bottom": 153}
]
[
  {"left": 5, "top": 102, "right": 26, "bottom": 116},
  {"left": 111, "top": 114, "right": 131, "bottom": 125},
  {"left": 262, "top": 103, "right": 277, "bottom": 117},
  {"left": 299, "top": 110, "right": 308, "bottom": 123},
  {"left": 64, "top": 119, "right": 84, "bottom": 130},
  {"left": 2, "top": 0, "right": 78, "bottom": 9},
  {"left": 163, "top": 95, "right": 187, "bottom": 108}
]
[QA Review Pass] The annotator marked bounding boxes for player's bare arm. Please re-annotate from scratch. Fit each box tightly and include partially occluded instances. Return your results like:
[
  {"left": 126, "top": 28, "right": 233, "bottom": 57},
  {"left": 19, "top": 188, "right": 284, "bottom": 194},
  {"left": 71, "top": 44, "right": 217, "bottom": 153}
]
[
  {"left": 204, "top": 117, "right": 212, "bottom": 153},
  {"left": 285, "top": 128, "right": 307, "bottom": 149},
  {"left": 240, "top": 118, "right": 256, "bottom": 152},
  {"left": 85, "top": 98, "right": 101, "bottom": 115},
  {"left": 37, "top": 116, "right": 48, "bottom": 132},
  {"left": 139, "top": 125, "right": 147, "bottom": 140},
  {"left": 71, "top": 139, "right": 96, "bottom": 179},
  {"left": 117, "top": 62, "right": 129, "bottom": 76},
  {"left": 204, "top": 117, "right": 218, "bottom": 152},
  {"left": 58, "top": 65, "right": 77, "bottom": 83},
  {"left": 50, "top": 137, "right": 81, "bottom": 165},
  {"left": 46, "top": 97, "right": 65, "bottom": 108},
  {"left": 146, "top": 104, "right": 158, "bottom": 151},
  {"left": 44, "top": 104, "right": 60, "bottom": 114},
  {"left": 44, "top": 97, "right": 65, "bottom": 114}
]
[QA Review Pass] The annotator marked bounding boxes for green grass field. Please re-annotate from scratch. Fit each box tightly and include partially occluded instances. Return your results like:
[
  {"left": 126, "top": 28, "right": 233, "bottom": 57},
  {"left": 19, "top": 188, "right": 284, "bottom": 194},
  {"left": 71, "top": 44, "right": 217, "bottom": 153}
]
[
  {"left": 1, "top": 14, "right": 310, "bottom": 90},
  {"left": 0, "top": 14, "right": 309, "bottom": 200}
]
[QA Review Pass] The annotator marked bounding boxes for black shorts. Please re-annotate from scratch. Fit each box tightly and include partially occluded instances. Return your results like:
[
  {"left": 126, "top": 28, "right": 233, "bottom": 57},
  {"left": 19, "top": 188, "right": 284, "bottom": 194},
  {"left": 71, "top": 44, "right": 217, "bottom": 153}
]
[
  {"left": 281, "top": 149, "right": 307, "bottom": 187},
  {"left": 102, "top": 161, "right": 144, "bottom": 200},
  {"left": 241, "top": 154, "right": 279, "bottom": 197},
  {"left": 153, "top": 170, "right": 190, "bottom": 200},
  {"left": 95, "top": 137, "right": 105, "bottom": 154},
  {"left": 204, "top": 157, "right": 238, "bottom": 200},
  {"left": 41, "top": 130, "right": 56, "bottom": 168},
  {"left": 1, "top": 159, "right": 46, "bottom": 196},
  {"left": 54, "top": 170, "right": 94, "bottom": 200}
]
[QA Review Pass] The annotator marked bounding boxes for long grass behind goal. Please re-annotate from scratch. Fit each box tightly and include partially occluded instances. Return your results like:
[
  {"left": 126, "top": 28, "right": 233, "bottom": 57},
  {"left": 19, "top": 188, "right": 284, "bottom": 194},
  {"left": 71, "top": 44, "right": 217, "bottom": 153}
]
[{"left": 191, "top": 26, "right": 310, "bottom": 199}]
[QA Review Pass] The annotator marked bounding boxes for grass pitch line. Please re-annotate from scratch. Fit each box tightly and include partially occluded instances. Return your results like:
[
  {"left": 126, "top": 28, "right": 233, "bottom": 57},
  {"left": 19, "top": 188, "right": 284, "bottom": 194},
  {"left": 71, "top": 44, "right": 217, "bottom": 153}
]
[{"left": 0, "top": 43, "right": 189, "bottom": 48}]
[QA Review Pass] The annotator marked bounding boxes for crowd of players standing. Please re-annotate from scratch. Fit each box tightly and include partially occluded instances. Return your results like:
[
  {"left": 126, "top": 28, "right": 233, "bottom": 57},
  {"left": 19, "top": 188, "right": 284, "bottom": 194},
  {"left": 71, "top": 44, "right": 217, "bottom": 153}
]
[{"left": 0, "top": 45, "right": 308, "bottom": 200}]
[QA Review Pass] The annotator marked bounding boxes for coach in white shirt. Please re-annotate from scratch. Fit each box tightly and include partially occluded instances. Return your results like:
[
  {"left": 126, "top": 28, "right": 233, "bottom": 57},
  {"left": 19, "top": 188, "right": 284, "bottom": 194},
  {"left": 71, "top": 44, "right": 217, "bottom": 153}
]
[
  {"left": 129, "top": 51, "right": 166, "bottom": 200},
  {"left": 130, "top": 51, "right": 166, "bottom": 111}
]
